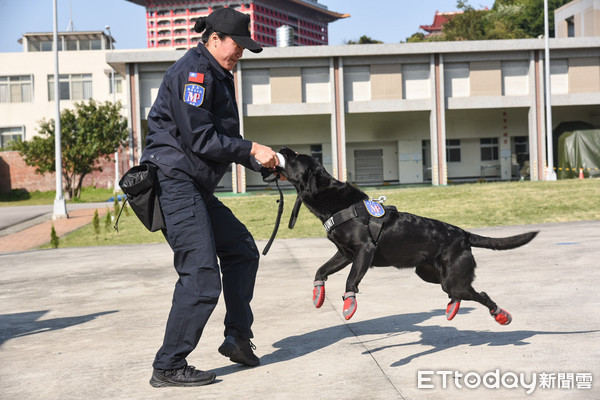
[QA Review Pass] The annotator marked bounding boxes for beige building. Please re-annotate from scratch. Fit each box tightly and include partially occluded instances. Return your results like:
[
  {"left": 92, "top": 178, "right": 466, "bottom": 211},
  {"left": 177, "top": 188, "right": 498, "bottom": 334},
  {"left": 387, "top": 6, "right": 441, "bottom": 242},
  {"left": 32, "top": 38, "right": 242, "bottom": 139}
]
[
  {"left": 106, "top": 36, "right": 600, "bottom": 191},
  {"left": 555, "top": 0, "right": 600, "bottom": 38}
]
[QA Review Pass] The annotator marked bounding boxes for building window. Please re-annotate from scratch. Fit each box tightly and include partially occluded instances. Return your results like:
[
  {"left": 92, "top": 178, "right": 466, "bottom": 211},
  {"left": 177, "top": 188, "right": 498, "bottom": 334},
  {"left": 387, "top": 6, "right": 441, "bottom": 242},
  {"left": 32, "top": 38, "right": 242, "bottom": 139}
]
[
  {"left": 0, "top": 75, "right": 33, "bottom": 103},
  {"left": 551, "top": 59, "right": 568, "bottom": 94},
  {"left": 78, "top": 39, "right": 101, "bottom": 50},
  {"left": 567, "top": 17, "right": 575, "bottom": 37},
  {"left": 302, "top": 67, "right": 329, "bottom": 103},
  {"left": 502, "top": 61, "right": 528, "bottom": 96},
  {"left": 481, "top": 138, "right": 499, "bottom": 161},
  {"left": 402, "top": 64, "right": 430, "bottom": 100},
  {"left": 37, "top": 40, "right": 57, "bottom": 51},
  {"left": 446, "top": 139, "right": 461, "bottom": 162},
  {"left": 48, "top": 74, "right": 93, "bottom": 100},
  {"left": 444, "top": 63, "right": 469, "bottom": 98},
  {"left": 311, "top": 144, "right": 322, "bottom": 163},
  {"left": 0, "top": 126, "right": 24, "bottom": 149},
  {"left": 242, "top": 69, "right": 270, "bottom": 104},
  {"left": 108, "top": 74, "right": 123, "bottom": 94},
  {"left": 344, "top": 66, "right": 370, "bottom": 102}
]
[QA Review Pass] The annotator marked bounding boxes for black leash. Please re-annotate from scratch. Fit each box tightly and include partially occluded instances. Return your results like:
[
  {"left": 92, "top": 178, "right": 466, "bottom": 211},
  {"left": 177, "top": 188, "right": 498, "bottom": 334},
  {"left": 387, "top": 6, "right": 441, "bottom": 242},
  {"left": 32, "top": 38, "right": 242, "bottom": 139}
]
[
  {"left": 262, "top": 174, "right": 284, "bottom": 255},
  {"left": 288, "top": 195, "right": 302, "bottom": 229}
]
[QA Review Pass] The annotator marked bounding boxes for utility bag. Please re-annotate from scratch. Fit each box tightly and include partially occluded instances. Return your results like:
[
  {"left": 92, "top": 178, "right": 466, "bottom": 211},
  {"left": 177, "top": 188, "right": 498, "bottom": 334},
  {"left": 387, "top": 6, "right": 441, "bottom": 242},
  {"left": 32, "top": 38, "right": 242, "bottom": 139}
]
[{"left": 115, "top": 163, "right": 165, "bottom": 232}]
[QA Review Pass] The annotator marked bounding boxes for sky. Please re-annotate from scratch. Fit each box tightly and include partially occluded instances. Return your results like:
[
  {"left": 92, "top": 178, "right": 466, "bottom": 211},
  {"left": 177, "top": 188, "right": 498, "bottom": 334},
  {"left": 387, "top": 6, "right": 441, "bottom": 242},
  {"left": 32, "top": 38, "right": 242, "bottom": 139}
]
[{"left": 0, "top": 0, "right": 496, "bottom": 52}]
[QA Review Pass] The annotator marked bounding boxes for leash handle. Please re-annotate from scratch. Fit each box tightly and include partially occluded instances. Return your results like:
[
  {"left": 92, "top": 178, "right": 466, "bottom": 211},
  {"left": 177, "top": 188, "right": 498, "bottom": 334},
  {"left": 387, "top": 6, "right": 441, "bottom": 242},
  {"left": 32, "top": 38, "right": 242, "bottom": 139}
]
[{"left": 262, "top": 179, "right": 284, "bottom": 255}]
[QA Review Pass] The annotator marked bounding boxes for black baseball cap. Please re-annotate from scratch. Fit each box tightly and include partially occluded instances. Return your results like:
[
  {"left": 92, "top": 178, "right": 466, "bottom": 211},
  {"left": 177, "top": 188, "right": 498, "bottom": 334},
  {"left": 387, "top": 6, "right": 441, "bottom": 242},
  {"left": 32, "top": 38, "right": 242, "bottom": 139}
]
[{"left": 207, "top": 8, "right": 263, "bottom": 53}]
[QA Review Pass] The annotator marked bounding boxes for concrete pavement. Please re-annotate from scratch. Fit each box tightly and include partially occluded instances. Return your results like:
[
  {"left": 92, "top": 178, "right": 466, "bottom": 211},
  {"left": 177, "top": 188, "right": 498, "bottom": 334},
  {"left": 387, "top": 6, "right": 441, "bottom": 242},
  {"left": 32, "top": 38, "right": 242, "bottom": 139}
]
[{"left": 0, "top": 220, "right": 599, "bottom": 399}]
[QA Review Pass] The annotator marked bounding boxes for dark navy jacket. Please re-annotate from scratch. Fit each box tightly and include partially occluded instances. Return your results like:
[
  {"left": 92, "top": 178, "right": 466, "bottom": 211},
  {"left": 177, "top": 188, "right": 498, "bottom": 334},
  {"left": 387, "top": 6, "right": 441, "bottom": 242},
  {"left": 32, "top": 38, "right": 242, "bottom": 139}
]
[{"left": 141, "top": 44, "right": 261, "bottom": 194}]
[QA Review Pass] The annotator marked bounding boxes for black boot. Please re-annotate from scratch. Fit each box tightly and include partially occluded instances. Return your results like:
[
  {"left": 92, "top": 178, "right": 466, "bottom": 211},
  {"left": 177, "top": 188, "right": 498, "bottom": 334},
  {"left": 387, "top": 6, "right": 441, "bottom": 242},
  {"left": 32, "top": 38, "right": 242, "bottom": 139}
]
[
  {"left": 218, "top": 335, "right": 260, "bottom": 366},
  {"left": 149, "top": 365, "right": 216, "bottom": 388}
]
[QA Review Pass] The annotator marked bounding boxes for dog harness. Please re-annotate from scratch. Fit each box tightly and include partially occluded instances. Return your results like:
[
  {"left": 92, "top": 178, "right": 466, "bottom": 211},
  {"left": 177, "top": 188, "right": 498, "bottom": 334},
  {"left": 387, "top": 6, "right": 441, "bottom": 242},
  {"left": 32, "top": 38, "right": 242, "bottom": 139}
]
[{"left": 323, "top": 197, "right": 395, "bottom": 244}]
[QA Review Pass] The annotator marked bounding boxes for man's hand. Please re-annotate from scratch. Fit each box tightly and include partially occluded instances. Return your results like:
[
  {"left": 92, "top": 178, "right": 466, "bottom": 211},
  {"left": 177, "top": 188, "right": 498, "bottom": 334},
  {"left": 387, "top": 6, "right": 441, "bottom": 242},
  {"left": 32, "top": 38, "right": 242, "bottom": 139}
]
[{"left": 251, "top": 142, "right": 279, "bottom": 168}]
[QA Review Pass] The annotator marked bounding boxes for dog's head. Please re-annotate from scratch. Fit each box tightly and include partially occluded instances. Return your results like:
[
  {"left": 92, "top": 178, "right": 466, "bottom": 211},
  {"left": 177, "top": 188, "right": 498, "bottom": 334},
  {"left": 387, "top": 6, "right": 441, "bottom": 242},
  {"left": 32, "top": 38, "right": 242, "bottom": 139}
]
[
  {"left": 276, "top": 147, "right": 367, "bottom": 225},
  {"left": 276, "top": 147, "right": 333, "bottom": 198}
]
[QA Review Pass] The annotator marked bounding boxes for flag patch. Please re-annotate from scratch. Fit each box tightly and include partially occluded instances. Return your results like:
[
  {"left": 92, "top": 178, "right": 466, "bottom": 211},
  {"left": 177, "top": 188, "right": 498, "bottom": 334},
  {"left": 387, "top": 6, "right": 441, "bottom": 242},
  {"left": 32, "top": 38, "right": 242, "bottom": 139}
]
[
  {"left": 188, "top": 72, "right": 204, "bottom": 83},
  {"left": 183, "top": 84, "right": 205, "bottom": 107}
]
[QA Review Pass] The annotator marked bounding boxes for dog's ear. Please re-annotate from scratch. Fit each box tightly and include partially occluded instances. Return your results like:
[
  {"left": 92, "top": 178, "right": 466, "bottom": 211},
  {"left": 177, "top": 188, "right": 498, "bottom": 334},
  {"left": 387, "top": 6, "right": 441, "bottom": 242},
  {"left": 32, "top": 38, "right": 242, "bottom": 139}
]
[{"left": 308, "top": 169, "right": 319, "bottom": 197}]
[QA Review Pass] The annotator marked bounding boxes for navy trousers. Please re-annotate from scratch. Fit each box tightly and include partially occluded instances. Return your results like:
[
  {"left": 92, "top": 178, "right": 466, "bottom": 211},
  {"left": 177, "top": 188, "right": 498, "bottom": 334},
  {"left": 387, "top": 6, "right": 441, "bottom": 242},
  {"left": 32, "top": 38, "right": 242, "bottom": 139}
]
[{"left": 153, "top": 171, "right": 259, "bottom": 370}]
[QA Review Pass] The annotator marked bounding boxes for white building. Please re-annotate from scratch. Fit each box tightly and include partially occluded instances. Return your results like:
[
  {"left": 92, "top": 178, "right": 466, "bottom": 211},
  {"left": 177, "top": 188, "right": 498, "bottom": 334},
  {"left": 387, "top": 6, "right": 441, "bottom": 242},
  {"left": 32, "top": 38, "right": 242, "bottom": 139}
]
[{"left": 0, "top": 31, "right": 128, "bottom": 191}]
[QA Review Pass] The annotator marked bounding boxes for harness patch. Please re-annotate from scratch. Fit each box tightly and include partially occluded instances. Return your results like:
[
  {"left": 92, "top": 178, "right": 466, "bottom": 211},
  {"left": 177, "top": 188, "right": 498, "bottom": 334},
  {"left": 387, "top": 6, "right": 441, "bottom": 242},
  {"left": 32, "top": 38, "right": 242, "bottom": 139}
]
[
  {"left": 183, "top": 84, "right": 205, "bottom": 107},
  {"left": 363, "top": 200, "right": 385, "bottom": 218}
]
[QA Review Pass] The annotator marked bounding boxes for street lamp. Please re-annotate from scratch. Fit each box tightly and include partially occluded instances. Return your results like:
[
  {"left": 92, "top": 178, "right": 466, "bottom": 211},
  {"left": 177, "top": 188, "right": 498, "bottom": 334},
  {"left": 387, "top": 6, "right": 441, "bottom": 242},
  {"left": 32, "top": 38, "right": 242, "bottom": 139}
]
[
  {"left": 52, "top": 0, "right": 68, "bottom": 219},
  {"left": 544, "top": 0, "right": 557, "bottom": 181},
  {"left": 105, "top": 25, "right": 120, "bottom": 191}
]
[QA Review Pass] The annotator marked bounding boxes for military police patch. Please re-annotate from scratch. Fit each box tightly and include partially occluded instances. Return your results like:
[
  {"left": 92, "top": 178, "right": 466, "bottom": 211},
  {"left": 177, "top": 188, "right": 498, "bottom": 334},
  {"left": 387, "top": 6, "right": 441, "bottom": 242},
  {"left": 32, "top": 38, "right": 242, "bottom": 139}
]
[
  {"left": 183, "top": 84, "right": 205, "bottom": 107},
  {"left": 363, "top": 200, "right": 385, "bottom": 218}
]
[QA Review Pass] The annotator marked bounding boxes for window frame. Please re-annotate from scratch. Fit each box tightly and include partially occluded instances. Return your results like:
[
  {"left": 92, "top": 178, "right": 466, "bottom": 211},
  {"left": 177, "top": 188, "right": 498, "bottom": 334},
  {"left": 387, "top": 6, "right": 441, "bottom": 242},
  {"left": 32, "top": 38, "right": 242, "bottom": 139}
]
[
  {"left": 480, "top": 137, "right": 499, "bottom": 161},
  {"left": 446, "top": 139, "right": 461, "bottom": 163},
  {"left": 0, "top": 126, "right": 25, "bottom": 149},
  {"left": 48, "top": 73, "right": 93, "bottom": 101},
  {"left": 0, "top": 75, "right": 33, "bottom": 103}
]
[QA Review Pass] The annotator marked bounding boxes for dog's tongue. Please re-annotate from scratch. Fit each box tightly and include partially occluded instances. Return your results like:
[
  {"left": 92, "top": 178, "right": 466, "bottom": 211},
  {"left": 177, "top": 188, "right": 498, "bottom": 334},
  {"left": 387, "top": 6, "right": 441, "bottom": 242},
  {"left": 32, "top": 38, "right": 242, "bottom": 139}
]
[{"left": 276, "top": 153, "right": 286, "bottom": 168}]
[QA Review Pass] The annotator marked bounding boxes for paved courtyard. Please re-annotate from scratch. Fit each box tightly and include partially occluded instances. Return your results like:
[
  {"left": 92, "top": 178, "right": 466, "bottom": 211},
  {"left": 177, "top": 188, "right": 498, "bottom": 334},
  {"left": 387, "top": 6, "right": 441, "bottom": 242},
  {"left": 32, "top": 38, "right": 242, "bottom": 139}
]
[{"left": 1, "top": 221, "right": 599, "bottom": 399}]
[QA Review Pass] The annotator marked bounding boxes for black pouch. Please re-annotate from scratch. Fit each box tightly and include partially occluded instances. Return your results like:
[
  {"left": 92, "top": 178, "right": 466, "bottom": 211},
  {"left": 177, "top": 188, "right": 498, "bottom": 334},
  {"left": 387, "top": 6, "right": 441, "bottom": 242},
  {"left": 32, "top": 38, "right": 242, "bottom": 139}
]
[{"left": 115, "top": 163, "right": 165, "bottom": 232}]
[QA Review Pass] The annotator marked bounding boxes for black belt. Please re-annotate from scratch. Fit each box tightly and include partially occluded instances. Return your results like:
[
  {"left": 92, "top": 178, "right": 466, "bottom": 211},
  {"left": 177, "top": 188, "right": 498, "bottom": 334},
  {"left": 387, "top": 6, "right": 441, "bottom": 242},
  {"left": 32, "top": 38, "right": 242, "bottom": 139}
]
[{"left": 323, "top": 200, "right": 395, "bottom": 245}]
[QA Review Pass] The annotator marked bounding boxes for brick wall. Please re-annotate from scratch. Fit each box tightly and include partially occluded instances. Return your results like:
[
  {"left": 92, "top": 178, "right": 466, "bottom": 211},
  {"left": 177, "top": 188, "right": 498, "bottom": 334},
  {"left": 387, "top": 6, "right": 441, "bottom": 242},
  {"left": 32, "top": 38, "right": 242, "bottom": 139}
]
[{"left": 0, "top": 151, "right": 127, "bottom": 195}]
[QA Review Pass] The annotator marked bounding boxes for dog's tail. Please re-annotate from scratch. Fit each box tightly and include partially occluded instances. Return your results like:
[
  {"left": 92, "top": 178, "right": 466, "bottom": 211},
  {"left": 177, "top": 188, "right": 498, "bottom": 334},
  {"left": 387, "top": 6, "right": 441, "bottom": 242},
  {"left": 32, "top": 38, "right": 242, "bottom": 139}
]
[{"left": 468, "top": 231, "right": 538, "bottom": 250}]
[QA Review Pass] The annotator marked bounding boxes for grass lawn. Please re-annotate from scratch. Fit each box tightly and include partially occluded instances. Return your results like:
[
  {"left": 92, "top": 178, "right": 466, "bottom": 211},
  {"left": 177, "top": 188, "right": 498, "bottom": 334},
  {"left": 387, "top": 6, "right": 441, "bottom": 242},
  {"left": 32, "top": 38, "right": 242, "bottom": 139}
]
[{"left": 27, "top": 178, "right": 600, "bottom": 249}]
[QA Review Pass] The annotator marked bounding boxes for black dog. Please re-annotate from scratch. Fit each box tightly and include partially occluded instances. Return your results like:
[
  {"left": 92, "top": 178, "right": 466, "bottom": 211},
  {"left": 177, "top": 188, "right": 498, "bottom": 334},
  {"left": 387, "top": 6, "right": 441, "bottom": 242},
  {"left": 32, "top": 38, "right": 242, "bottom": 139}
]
[{"left": 275, "top": 147, "right": 537, "bottom": 324}]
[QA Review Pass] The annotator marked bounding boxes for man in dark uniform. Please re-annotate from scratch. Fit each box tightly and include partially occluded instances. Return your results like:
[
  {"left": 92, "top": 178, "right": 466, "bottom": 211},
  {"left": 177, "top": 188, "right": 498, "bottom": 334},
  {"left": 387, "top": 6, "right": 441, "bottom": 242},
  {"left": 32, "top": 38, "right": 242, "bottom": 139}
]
[{"left": 142, "top": 8, "right": 280, "bottom": 388}]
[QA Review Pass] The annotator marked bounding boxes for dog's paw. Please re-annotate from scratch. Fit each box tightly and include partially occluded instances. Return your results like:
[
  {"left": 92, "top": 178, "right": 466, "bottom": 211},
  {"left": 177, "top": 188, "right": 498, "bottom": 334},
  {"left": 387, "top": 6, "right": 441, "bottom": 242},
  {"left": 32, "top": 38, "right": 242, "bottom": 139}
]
[
  {"left": 446, "top": 300, "right": 461, "bottom": 320},
  {"left": 491, "top": 307, "right": 512, "bottom": 325},
  {"left": 313, "top": 281, "right": 325, "bottom": 308},
  {"left": 342, "top": 292, "right": 357, "bottom": 320}
]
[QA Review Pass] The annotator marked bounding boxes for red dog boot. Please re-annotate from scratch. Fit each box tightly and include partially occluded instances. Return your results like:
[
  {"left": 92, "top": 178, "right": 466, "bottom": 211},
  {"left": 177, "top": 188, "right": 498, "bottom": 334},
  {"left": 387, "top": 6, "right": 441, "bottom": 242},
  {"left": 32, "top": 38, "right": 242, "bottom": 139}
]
[
  {"left": 313, "top": 281, "right": 325, "bottom": 308},
  {"left": 446, "top": 300, "right": 461, "bottom": 320},
  {"left": 491, "top": 307, "right": 512, "bottom": 325},
  {"left": 342, "top": 292, "right": 357, "bottom": 320}
]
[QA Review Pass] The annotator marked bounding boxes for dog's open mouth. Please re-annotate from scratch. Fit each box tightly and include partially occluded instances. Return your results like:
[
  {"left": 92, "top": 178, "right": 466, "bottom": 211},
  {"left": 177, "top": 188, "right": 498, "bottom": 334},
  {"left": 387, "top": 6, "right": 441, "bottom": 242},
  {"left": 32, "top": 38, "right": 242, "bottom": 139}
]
[{"left": 276, "top": 147, "right": 297, "bottom": 178}]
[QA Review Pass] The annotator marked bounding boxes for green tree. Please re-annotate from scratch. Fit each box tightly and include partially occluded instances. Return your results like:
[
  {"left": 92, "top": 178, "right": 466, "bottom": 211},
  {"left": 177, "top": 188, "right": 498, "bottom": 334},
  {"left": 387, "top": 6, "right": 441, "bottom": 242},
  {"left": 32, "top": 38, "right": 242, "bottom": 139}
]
[
  {"left": 406, "top": 0, "right": 571, "bottom": 42},
  {"left": 92, "top": 209, "right": 100, "bottom": 237},
  {"left": 485, "top": 3, "right": 529, "bottom": 39},
  {"left": 50, "top": 224, "right": 59, "bottom": 248},
  {"left": 442, "top": 1, "right": 490, "bottom": 41},
  {"left": 345, "top": 35, "right": 383, "bottom": 44},
  {"left": 406, "top": 32, "right": 426, "bottom": 43},
  {"left": 509, "top": 0, "right": 571, "bottom": 38},
  {"left": 104, "top": 207, "right": 112, "bottom": 232},
  {"left": 10, "top": 99, "right": 128, "bottom": 199}
]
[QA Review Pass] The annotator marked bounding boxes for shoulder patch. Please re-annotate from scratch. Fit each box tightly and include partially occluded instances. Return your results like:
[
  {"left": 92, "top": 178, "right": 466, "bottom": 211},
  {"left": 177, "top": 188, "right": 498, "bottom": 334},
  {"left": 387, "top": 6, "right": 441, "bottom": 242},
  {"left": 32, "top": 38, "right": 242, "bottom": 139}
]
[
  {"left": 183, "top": 84, "right": 205, "bottom": 107},
  {"left": 363, "top": 200, "right": 385, "bottom": 218}
]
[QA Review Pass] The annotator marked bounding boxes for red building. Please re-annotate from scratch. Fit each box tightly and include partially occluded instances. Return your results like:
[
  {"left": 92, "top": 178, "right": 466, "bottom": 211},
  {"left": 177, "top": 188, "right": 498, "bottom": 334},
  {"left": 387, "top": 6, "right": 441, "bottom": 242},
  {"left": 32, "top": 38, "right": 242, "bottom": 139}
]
[
  {"left": 125, "top": 0, "right": 348, "bottom": 50},
  {"left": 419, "top": 11, "right": 461, "bottom": 38}
]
